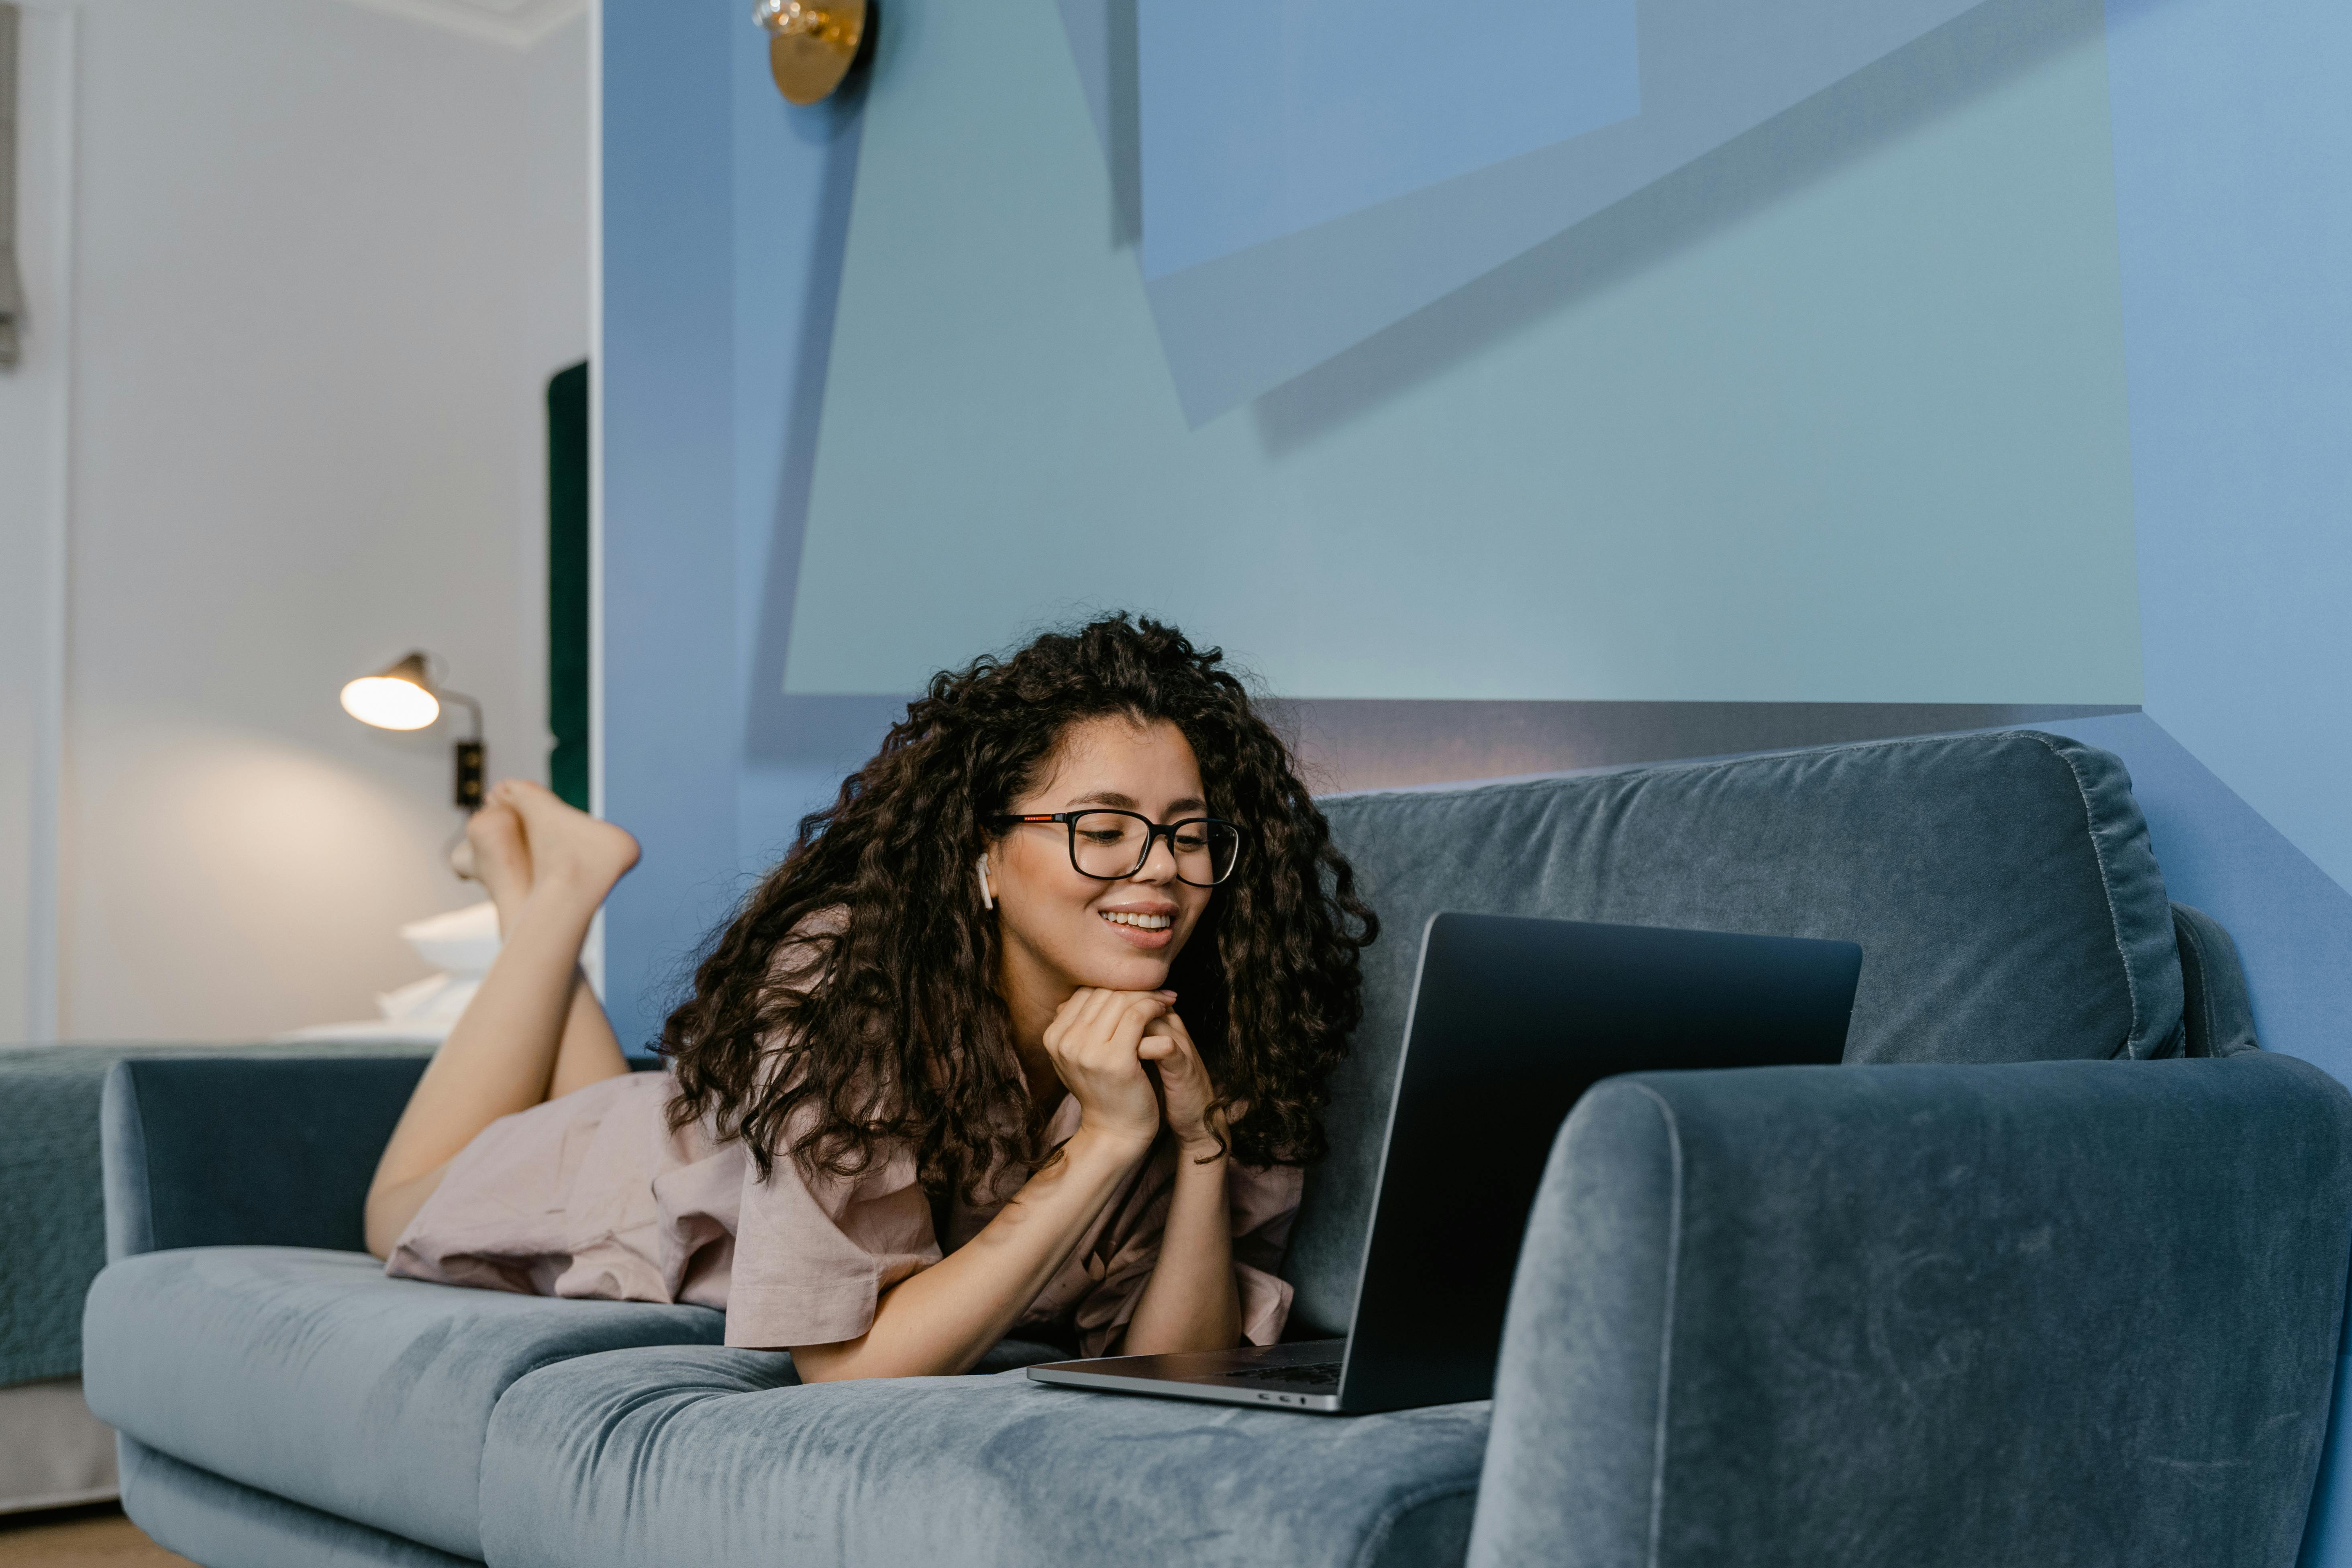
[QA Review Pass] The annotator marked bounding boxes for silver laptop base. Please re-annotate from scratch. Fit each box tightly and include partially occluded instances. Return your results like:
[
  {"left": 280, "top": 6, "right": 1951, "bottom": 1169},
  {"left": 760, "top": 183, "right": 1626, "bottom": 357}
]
[{"left": 1027, "top": 1338, "right": 1346, "bottom": 1413}]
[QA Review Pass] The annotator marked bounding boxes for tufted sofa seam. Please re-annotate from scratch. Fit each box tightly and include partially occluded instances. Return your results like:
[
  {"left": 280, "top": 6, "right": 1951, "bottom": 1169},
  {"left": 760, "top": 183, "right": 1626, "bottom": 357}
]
[{"left": 475, "top": 1346, "right": 664, "bottom": 1556}]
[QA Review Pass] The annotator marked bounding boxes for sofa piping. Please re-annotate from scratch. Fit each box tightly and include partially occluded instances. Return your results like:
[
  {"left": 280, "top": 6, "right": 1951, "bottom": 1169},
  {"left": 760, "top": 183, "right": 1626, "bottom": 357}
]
[
  {"left": 102, "top": 1061, "right": 155, "bottom": 1262},
  {"left": 1627, "top": 1081, "right": 1686, "bottom": 1568}
]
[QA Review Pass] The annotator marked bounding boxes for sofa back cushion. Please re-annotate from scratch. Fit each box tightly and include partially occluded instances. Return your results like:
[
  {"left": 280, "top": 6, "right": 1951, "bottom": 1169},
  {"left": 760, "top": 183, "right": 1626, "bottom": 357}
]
[{"left": 1281, "top": 729, "right": 2182, "bottom": 1335}]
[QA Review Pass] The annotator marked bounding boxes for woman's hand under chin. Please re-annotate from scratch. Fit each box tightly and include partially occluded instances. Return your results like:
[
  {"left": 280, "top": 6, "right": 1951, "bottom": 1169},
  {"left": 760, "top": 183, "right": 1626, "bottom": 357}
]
[
  {"left": 1041, "top": 987, "right": 1177, "bottom": 1157},
  {"left": 1141, "top": 1007, "right": 1226, "bottom": 1160}
]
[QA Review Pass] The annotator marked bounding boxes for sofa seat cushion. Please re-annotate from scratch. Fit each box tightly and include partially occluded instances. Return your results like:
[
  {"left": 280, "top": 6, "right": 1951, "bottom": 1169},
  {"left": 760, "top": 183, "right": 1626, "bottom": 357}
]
[
  {"left": 82, "top": 1247, "right": 723, "bottom": 1560},
  {"left": 479, "top": 1346, "right": 1490, "bottom": 1568},
  {"left": 118, "top": 1437, "right": 479, "bottom": 1568}
]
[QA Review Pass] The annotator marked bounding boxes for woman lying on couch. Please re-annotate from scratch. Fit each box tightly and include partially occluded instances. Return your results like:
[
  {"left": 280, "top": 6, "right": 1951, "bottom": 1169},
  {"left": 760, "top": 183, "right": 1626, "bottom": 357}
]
[{"left": 361, "top": 615, "right": 1376, "bottom": 1381}]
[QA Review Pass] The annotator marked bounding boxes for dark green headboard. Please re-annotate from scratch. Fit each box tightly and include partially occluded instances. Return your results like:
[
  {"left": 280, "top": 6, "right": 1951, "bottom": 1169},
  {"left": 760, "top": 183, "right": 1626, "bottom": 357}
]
[{"left": 548, "top": 361, "right": 590, "bottom": 809}]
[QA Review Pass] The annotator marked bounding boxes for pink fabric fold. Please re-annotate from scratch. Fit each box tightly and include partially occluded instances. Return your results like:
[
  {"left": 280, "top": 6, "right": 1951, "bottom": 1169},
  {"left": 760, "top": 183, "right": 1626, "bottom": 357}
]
[{"left": 387, "top": 1068, "right": 1301, "bottom": 1354}]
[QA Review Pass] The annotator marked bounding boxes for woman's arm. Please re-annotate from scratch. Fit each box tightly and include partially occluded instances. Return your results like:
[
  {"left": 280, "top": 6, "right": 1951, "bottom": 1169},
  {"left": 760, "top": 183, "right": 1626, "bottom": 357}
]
[
  {"left": 790, "top": 1123, "right": 1148, "bottom": 1380},
  {"left": 1119, "top": 1143, "right": 1241, "bottom": 1355},
  {"left": 1119, "top": 1009, "right": 1243, "bottom": 1356},
  {"left": 790, "top": 988, "right": 1172, "bottom": 1381}
]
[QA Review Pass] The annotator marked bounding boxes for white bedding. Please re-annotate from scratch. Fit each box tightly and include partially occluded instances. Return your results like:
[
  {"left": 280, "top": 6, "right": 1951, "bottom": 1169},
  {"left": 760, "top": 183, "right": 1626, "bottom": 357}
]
[{"left": 0, "top": 1376, "right": 118, "bottom": 1514}]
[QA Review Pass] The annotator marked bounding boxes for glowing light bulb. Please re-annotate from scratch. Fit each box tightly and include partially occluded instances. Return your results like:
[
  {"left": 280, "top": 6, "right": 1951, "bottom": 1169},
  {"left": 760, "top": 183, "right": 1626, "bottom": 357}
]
[{"left": 341, "top": 675, "right": 440, "bottom": 731}]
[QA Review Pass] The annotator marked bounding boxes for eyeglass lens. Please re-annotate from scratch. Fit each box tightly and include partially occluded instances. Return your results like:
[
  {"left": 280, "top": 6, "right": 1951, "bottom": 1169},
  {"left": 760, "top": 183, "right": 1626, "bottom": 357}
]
[{"left": 1069, "top": 812, "right": 1239, "bottom": 886}]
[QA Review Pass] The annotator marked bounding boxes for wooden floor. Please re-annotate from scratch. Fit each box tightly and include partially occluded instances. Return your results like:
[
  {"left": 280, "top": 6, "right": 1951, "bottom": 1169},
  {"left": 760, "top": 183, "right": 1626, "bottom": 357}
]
[{"left": 0, "top": 1505, "right": 193, "bottom": 1568}]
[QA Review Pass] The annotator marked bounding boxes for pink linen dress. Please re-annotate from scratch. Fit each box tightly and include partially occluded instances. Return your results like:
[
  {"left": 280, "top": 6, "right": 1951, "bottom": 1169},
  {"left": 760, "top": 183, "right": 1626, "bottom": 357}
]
[{"left": 384, "top": 1066, "right": 1301, "bottom": 1356}]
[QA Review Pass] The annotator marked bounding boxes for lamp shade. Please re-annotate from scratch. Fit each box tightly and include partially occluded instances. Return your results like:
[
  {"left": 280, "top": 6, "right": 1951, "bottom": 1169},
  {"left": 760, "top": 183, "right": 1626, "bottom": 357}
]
[{"left": 341, "top": 652, "right": 441, "bottom": 731}]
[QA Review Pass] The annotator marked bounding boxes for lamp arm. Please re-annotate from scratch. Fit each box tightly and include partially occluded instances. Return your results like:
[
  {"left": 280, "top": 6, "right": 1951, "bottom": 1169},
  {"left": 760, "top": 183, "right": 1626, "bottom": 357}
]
[
  {"left": 438, "top": 688, "right": 484, "bottom": 743},
  {"left": 436, "top": 687, "right": 487, "bottom": 813}
]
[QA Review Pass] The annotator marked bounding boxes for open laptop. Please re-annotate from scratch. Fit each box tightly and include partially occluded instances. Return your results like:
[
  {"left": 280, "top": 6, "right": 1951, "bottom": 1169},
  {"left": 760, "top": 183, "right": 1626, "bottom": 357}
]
[{"left": 1028, "top": 911, "right": 1862, "bottom": 1415}]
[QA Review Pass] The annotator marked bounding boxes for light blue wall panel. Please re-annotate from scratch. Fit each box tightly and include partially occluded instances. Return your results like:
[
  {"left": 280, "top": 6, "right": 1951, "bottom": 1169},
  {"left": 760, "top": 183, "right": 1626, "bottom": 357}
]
[
  {"left": 785, "top": 0, "right": 2140, "bottom": 708},
  {"left": 728, "top": 35, "right": 864, "bottom": 877},
  {"left": 601, "top": 0, "right": 742, "bottom": 1044},
  {"left": 601, "top": 0, "right": 864, "bottom": 1041},
  {"left": 2103, "top": 0, "right": 2352, "bottom": 901},
  {"left": 1136, "top": 0, "right": 1638, "bottom": 279},
  {"left": 1124, "top": 0, "right": 2005, "bottom": 421}
]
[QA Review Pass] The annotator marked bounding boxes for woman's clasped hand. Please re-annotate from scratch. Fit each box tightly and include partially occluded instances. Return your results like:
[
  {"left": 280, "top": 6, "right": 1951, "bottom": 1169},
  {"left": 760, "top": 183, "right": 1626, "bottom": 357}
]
[{"left": 1043, "top": 988, "right": 1226, "bottom": 1159}]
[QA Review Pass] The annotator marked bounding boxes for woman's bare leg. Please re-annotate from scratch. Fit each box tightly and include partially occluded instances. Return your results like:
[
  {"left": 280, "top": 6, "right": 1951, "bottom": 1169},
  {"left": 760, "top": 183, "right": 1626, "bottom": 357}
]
[
  {"left": 364, "top": 783, "right": 639, "bottom": 1256},
  {"left": 462, "top": 788, "right": 633, "bottom": 1100},
  {"left": 548, "top": 968, "right": 631, "bottom": 1097},
  {"left": 504, "top": 782, "right": 636, "bottom": 1093}
]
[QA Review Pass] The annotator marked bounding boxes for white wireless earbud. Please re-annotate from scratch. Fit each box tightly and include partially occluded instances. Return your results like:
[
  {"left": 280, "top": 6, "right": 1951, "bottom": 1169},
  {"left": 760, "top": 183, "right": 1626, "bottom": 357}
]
[{"left": 976, "top": 854, "right": 995, "bottom": 910}]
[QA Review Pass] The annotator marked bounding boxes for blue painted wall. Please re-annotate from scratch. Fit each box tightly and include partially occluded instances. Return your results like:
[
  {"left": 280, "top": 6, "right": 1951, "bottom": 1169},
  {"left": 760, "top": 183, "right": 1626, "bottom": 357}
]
[
  {"left": 600, "top": 0, "right": 739, "bottom": 1044},
  {"left": 600, "top": 0, "right": 2352, "bottom": 1547},
  {"left": 600, "top": 0, "right": 861, "bottom": 1043},
  {"left": 2102, "top": 0, "right": 2352, "bottom": 902}
]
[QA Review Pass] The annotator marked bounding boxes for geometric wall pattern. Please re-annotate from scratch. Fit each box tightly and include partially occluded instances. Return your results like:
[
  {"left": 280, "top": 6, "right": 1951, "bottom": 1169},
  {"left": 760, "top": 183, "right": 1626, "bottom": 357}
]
[
  {"left": 787, "top": 0, "right": 2142, "bottom": 708},
  {"left": 1132, "top": 0, "right": 1640, "bottom": 280},
  {"left": 1070, "top": 0, "right": 1999, "bottom": 422}
]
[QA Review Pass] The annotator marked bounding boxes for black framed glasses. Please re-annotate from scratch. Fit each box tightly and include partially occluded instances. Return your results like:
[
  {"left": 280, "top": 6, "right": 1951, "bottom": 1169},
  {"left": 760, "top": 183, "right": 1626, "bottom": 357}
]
[{"left": 988, "top": 810, "right": 1243, "bottom": 887}]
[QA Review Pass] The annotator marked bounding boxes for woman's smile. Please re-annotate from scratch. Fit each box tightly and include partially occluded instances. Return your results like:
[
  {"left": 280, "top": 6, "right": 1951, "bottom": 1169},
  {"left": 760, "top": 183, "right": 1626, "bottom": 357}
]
[{"left": 1097, "top": 902, "right": 1177, "bottom": 948}]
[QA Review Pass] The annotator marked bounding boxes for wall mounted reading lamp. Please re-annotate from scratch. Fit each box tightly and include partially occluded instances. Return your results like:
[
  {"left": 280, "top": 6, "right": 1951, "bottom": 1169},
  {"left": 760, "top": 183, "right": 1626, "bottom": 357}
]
[
  {"left": 754, "top": 0, "right": 869, "bottom": 105},
  {"left": 341, "top": 651, "right": 485, "bottom": 813}
]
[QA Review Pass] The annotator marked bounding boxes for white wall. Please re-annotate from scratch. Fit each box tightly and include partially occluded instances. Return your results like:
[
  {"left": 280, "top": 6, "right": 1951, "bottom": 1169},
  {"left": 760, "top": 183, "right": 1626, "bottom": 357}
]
[
  {"left": 0, "top": 0, "right": 588, "bottom": 1042},
  {"left": 0, "top": 2, "right": 74, "bottom": 1044}
]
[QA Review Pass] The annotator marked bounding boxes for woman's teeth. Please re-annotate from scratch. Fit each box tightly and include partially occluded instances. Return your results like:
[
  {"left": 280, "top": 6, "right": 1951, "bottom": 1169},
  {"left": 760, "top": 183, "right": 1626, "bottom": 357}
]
[{"left": 1101, "top": 911, "right": 1172, "bottom": 930}]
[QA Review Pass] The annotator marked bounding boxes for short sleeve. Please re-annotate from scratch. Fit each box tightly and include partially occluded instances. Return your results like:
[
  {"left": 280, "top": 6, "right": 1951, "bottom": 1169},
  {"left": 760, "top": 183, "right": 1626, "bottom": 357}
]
[
  {"left": 722, "top": 905, "right": 936, "bottom": 1349},
  {"left": 723, "top": 1139, "right": 940, "bottom": 1349}
]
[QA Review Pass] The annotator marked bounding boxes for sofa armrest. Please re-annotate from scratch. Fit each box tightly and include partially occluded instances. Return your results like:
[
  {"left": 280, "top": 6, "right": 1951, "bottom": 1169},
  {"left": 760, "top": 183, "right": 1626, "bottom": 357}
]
[
  {"left": 103, "top": 1054, "right": 430, "bottom": 1260},
  {"left": 1467, "top": 1053, "right": 2352, "bottom": 1568}
]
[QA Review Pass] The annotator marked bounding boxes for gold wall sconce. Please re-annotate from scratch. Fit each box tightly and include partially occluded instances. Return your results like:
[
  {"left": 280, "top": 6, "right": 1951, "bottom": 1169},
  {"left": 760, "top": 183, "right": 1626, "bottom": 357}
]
[{"left": 755, "top": 0, "right": 870, "bottom": 106}]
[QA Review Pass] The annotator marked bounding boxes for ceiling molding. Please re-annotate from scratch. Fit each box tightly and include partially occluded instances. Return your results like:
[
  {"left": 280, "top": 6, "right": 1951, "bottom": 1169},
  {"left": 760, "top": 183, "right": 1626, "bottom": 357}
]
[{"left": 325, "top": 0, "right": 586, "bottom": 49}]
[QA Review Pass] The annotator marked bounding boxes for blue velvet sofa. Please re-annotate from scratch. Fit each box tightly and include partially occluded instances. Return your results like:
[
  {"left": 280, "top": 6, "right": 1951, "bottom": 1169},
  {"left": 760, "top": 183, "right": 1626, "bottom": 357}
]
[{"left": 81, "top": 731, "right": 2352, "bottom": 1567}]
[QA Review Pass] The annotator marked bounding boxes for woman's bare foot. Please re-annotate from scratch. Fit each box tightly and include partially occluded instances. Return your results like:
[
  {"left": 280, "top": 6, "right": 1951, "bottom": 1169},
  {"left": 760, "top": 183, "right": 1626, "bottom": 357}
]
[
  {"left": 460, "top": 799, "right": 536, "bottom": 936},
  {"left": 490, "top": 779, "right": 640, "bottom": 902}
]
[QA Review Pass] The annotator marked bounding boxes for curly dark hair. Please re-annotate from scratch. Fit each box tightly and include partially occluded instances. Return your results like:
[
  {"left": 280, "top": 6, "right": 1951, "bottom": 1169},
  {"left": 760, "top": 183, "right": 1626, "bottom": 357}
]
[{"left": 659, "top": 614, "right": 1379, "bottom": 1199}]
